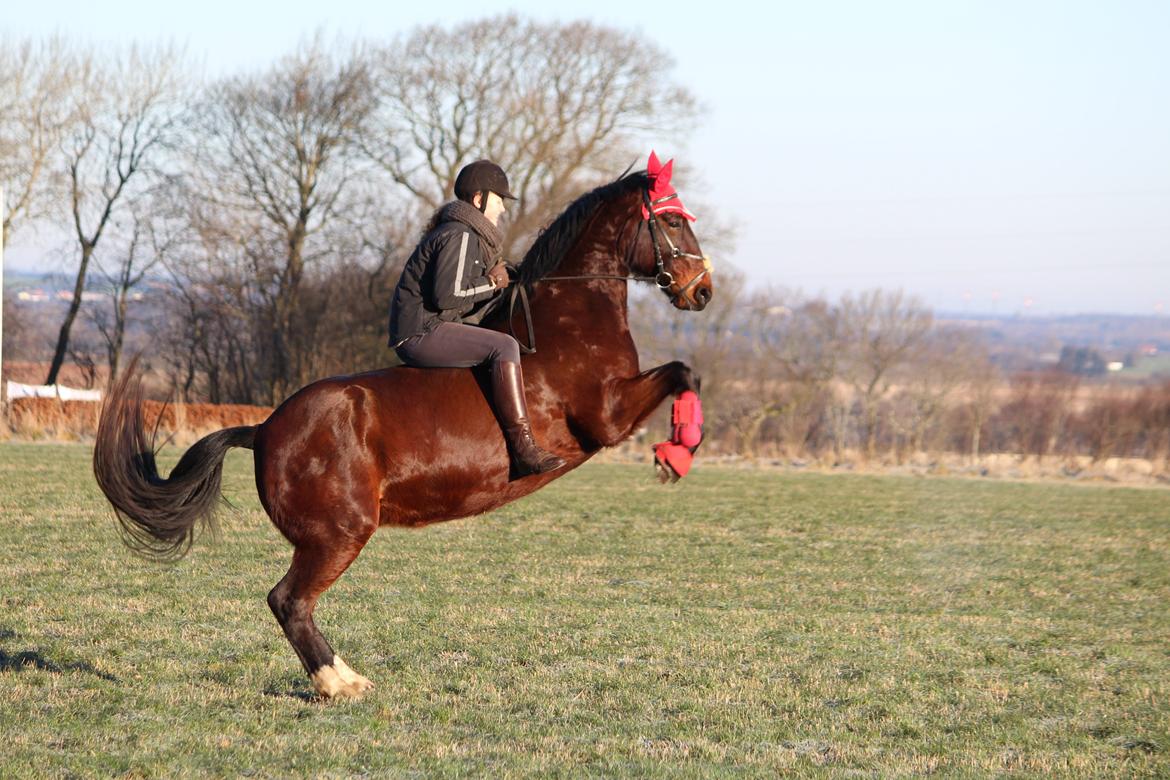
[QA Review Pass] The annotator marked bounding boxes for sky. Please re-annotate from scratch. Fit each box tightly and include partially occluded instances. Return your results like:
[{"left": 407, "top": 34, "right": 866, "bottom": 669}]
[{"left": 5, "top": 0, "right": 1169, "bottom": 315}]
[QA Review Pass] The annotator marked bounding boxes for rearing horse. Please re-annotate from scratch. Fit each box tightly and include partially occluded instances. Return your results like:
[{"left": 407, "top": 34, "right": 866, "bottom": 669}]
[{"left": 93, "top": 160, "right": 713, "bottom": 699}]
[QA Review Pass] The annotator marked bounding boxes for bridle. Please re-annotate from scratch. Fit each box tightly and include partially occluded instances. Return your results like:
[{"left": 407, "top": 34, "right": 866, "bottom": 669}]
[
  {"left": 639, "top": 189, "right": 711, "bottom": 299},
  {"left": 504, "top": 187, "right": 713, "bottom": 353}
]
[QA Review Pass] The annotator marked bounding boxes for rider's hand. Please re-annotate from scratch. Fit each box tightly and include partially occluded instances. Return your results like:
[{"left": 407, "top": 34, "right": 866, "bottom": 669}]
[{"left": 488, "top": 263, "right": 510, "bottom": 289}]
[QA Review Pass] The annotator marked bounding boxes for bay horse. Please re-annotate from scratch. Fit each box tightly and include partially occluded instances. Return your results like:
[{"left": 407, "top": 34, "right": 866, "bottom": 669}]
[{"left": 93, "top": 162, "right": 713, "bottom": 699}]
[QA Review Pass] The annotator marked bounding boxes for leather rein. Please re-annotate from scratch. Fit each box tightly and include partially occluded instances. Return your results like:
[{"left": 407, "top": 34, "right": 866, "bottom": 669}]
[{"left": 505, "top": 189, "right": 712, "bottom": 354}]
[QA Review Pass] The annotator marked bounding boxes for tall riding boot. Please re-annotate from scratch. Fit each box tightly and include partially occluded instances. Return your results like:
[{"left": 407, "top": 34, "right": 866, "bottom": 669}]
[{"left": 490, "top": 361, "right": 566, "bottom": 476}]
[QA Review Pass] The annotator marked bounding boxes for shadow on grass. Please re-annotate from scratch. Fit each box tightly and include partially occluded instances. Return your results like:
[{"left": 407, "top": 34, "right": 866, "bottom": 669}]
[
  {"left": 262, "top": 678, "right": 318, "bottom": 703},
  {"left": 0, "top": 641, "right": 119, "bottom": 682}
]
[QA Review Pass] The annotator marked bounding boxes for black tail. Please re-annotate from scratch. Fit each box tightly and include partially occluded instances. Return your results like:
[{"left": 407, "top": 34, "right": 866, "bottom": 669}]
[{"left": 93, "top": 357, "right": 257, "bottom": 562}]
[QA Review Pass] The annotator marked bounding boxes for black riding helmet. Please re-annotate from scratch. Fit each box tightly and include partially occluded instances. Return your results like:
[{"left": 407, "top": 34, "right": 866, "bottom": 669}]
[{"left": 454, "top": 160, "right": 517, "bottom": 212}]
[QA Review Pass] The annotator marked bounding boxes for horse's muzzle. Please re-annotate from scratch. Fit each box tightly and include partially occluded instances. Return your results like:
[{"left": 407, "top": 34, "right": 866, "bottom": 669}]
[
  {"left": 672, "top": 257, "right": 713, "bottom": 311},
  {"left": 693, "top": 286, "right": 712, "bottom": 309}
]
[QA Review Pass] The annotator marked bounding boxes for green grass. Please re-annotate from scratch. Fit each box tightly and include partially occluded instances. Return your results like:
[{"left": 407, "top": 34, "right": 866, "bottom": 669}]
[{"left": 1, "top": 442, "right": 1167, "bottom": 778}]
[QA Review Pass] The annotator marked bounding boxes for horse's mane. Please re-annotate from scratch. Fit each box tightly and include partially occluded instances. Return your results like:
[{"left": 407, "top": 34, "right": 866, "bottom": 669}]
[{"left": 514, "top": 171, "right": 648, "bottom": 286}]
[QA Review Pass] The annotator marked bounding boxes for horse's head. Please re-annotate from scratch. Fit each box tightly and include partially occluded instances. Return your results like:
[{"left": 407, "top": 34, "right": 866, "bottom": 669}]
[
  {"left": 513, "top": 153, "right": 714, "bottom": 312},
  {"left": 629, "top": 152, "right": 713, "bottom": 311}
]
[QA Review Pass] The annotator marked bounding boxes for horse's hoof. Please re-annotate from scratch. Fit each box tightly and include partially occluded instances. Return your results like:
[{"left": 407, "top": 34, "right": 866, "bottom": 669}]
[
  {"left": 655, "top": 461, "right": 680, "bottom": 484},
  {"left": 334, "top": 680, "right": 372, "bottom": 700},
  {"left": 311, "top": 656, "right": 374, "bottom": 700}
]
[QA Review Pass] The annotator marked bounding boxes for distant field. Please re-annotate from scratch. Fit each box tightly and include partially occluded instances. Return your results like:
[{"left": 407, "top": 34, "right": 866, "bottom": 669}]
[
  {"left": 1123, "top": 353, "right": 1170, "bottom": 379},
  {"left": 1, "top": 442, "right": 1167, "bottom": 777}
]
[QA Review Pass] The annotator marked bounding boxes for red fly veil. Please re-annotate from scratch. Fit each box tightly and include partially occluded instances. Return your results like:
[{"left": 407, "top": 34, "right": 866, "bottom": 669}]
[{"left": 641, "top": 151, "right": 697, "bottom": 221}]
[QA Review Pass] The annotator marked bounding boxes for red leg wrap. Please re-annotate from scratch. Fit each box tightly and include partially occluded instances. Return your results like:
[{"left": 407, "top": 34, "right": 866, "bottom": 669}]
[
  {"left": 652, "top": 391, "right": 704, "bottom": 479},
  {"left": 671, "top": 391, "right": 704, "bottom": 449},
  {"left": 654, "top": 442, "right": 694, "bottom": 478}
]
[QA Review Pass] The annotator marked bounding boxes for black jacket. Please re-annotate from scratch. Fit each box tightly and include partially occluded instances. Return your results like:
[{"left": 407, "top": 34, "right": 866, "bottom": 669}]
[{"left": 388, "top": 221, "right": 500, "bottom": 346}]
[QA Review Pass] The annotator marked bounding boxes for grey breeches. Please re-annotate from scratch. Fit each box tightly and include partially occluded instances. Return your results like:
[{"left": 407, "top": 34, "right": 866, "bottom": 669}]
[{"left": 394, "top": 322, "right": 521, "bottom": 368}]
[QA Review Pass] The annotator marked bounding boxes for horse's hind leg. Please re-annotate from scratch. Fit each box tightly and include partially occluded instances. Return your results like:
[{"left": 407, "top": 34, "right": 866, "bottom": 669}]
[{"left": 267, "top": 524, "right": 377, "bottom": 700}]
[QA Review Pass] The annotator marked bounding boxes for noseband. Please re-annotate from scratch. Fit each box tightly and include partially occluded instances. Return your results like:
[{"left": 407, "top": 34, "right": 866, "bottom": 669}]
[
  {"left": 504, "top": 187, "right": 712, "bottom": 353},
  {"left": 641, "top": 189, "right": 710, "bottom": 301}
]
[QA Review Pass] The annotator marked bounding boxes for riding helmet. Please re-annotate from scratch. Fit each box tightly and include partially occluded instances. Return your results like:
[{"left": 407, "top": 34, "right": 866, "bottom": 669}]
[{"left": 454, "top": 160, "right": 517, "bottom": 201}]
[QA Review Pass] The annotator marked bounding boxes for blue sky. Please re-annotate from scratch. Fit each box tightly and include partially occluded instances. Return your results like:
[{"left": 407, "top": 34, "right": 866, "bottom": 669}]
[{"left": 6, "top": 0, "right": 1169, "bottom": 314}]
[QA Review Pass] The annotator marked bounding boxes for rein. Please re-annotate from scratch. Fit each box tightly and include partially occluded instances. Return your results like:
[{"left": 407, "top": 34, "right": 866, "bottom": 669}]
[{"left": 505, "top": 188, "right": 712, "bottom": 354}]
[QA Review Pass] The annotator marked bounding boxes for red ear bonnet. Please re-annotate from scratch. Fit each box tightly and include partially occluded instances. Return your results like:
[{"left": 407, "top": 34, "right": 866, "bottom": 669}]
[{"left": 641, "top": 150, "right": 697, "bottom": 221}]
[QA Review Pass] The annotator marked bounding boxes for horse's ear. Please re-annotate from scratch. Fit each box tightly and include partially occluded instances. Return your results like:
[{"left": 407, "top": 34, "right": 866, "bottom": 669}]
[
  {"left": 657, "top": 158, "right": 674, "bottom": 186},
  {"left": 648, "top": 150, "right": 663, "bottom": 177}
]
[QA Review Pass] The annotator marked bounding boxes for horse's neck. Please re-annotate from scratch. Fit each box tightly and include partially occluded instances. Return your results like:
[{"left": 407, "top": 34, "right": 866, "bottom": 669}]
[
  {"left": 537, "top": 205, "right": 633, "bottom": 320},
  {"left": 533, "top": 247, "right": 630, "bottom": 325},
  {"left": 528, "top": 203, "right": 639, "bottom": 363},
  {"left": 554, "top": 204, "right": 630, "bottom": 277}
]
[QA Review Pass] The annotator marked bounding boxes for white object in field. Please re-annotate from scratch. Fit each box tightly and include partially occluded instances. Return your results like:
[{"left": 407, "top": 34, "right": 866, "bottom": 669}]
[{"left": 6, "top": 381, "right": 102, "bottom": 401}]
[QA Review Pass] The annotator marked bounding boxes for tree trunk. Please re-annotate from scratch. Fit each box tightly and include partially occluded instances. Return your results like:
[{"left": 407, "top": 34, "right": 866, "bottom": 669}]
[
  {"left": 269, "top": 226, "right": 306, "bottom": 403},
  {"left": 864, "top": 403, "right": 879, "bottom": 461},
  {"left": 106, "top": 288, "right": 128, "bottom": 390},
  {"left": 45, "top": 245, "right": 94, "bottom": 386}
]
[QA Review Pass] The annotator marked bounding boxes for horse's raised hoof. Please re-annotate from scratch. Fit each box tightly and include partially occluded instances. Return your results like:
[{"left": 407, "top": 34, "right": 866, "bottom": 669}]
[
  {"left": 311, "top": 655, "right": 375, "bottom": 701},
  {"left": 655, "top": 460, "right": 681, "bottom": 484}
]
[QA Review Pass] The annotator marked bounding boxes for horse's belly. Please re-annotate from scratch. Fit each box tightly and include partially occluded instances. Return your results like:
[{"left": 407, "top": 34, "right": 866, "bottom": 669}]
[
  {"left": 377, "top": 444, "right": 515, "bottom": 527},
  {"left": 377, "top": 450, "right": 576, "bottom": 528}
]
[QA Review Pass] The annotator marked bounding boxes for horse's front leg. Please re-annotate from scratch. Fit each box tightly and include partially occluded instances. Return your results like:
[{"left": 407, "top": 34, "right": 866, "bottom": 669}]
[{"left": 591, "top": 360, "right": 701, "bottom": 448}]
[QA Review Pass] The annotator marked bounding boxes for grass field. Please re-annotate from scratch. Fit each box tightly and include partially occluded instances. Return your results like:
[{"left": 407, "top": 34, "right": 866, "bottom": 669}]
[{"left": 1, "top": 442, "right": 1167, "bottom": 778}]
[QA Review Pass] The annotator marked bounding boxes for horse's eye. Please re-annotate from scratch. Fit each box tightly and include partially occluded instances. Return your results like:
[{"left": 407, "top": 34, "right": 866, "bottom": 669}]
[{"left": 665, "top": 216, "right": 682, "bottom": 228}]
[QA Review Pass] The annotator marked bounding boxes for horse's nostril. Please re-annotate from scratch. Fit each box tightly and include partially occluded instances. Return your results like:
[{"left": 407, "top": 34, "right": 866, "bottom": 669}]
[{"left": 695, "top": 287, "right": 711, "bottom": 306}]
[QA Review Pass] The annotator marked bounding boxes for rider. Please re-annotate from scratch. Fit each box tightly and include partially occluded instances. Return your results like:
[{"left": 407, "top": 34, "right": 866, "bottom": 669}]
[{"left": 388, "top": 160, "right": 565, "bottom": 477}]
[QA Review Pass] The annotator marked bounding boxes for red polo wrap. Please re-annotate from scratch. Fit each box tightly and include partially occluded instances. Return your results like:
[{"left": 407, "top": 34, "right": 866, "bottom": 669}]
[
  {"left": 671, "top": 391, "right": 704, "bottom": 447},
  {"left": 654, "top": 442, "right": 693, "bottom": 478},
  {"left": 653, "top": 391, "right": 704, "bottom": 479}
]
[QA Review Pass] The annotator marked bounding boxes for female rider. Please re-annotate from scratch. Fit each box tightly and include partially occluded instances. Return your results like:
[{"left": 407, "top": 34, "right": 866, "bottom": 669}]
[{"left": 388, "top": 160, "right": 565, "bottom": 477}]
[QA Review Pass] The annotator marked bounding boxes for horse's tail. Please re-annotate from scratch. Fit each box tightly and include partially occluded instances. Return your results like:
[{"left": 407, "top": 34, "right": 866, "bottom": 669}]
[{"left": 93, "top": 356, "right": 258, "bottom": 562}]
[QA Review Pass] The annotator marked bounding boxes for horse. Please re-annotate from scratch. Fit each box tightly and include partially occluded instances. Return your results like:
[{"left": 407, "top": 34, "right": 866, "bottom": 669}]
[{"left": 92, "top": 160, "right": 714, "bottom": 700}]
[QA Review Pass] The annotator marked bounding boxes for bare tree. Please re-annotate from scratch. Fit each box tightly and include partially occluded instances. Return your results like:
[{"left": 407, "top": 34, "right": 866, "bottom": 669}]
[
  {"left": 180, "top": 37, "right": 378, "bottom": 402},
  {"left": 0, "top": 36, "right": 82, "bottom": 246},
  {"left": 367, "top": 15, "right": 700, "bottom": 257},
  {"left": 161, "top": 223, "right": 265, "bottom": 404},
  {"left": 44, "top": 44, "right": 185, "bottom": 386},
  {"left": 701, "top": 291, "right": 841, "bottom": 458},
  {"left": 758, "top": 297, "right": 841, "bottom": 457},
  {"left": 896, "top": 326, "right": 988, "bottom": 457},
  {"left": 1139, "top": 381, "right": 1170, "bottom": 469},
  {"left": 836, "top": 289, "right": 933, "bottom": 460},
  {"left": 1, "top": 288, "right": 34, "bottom": 363},
  {"left": 86, "top": 202, "right": 171, "bottom": 387},
  {"left": 960, "top": 343, "right": 1000, "bottom": 462},
  {"left": 993, "top": 370, "right": 1080, "bottom": 462},
  {"left": 1073, "top": 389, "right": 1144, "bottom": 464}
]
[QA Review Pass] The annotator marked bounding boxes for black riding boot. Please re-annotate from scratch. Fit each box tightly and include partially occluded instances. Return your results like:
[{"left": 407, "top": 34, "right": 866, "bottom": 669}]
[{"left": 490, "top": 361, "right": 566, "bottom": 476}]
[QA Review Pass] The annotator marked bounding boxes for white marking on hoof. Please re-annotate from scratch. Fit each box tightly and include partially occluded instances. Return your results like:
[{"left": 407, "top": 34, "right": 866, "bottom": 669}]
[
  {"left": 334, "top": 656, "right": 375, "bottom": 693},
  {"left": 310, "top": 655, "right": 373, "bottom": 700}
]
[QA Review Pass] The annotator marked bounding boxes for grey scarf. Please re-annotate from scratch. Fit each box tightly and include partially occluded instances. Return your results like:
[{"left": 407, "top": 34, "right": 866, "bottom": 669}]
[{"left": 439, "top": 199, "right": 504, "bottom": 262}]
